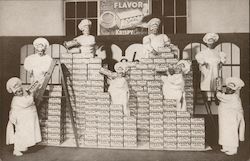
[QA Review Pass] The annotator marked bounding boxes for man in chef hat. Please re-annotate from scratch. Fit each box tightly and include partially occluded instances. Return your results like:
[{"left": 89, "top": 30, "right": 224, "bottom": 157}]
[
  {"left": 66, "top": 19, "right": 96, "bottom": 56},
  {"left": 143, "top": 18, "right": 171, "bottom": 58},
  {"left": 108, "top": 62, "right": 130, "bottom": 116},
  {"left": 216, "top": 77, "right": 245, "bottom": 155},
  {"left": 24, "top": 37, "right": 52, "bottom": 89},
  {"left": 195, "top": 33, "right": 226, "bottom": 103}
]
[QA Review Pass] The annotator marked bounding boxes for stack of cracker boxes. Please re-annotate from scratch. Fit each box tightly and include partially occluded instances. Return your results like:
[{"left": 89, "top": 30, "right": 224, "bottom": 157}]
[
  {"left": 39, "top": 85, "right": 65, "bottom": 145},
  {"left": 126, "top": 51, "right": 205, "bottom": 150},
  {"left": 41, "top": 48, "right": 205, "bottom": 151}
]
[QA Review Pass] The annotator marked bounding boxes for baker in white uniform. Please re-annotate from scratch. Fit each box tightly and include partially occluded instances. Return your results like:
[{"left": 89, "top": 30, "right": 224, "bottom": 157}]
[
  {"left": 24, "top": 37, "right": 52, "bottom": 90},
  {"left": 216, "top": 77, "right": 245, "bottom": 155},
  {"left": 161, "top": 60, "right": 191, "bottom": 111},
  {"left": 67, "top": 19, "right": 96, "bottom": 55},
  {"left": 195, "top": 33, "right": 226, "bottom": 102},
  {"left": 6, "top": 77, "right": 41, "bottom": 156},
  {"left": 142, "top": 18, "right": 171, "bottom": 57},
  {"left": 108, "top": 62, "right": 130, "bottom": 116}
]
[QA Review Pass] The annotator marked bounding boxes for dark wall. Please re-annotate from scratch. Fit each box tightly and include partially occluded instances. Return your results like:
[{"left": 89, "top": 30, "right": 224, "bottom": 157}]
[{"left": 0, "top": 34, "right": 249, "bottom": 146}]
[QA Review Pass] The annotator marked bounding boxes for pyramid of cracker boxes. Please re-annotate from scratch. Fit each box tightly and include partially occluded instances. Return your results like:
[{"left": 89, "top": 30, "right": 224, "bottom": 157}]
[{"left": 39, "top": 47, "right": 206, "bottom": 150}]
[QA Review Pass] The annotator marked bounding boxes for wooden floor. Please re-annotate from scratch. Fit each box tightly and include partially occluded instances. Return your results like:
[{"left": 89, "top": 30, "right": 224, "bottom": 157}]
[{"left": 0, "top": 144, "right": 249, "bottom": 161}]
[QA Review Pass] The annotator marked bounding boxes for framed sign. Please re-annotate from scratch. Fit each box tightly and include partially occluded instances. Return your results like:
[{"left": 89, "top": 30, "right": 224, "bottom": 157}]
[{"left": 98, "top": 0, "right": 152, "bottom": 35}]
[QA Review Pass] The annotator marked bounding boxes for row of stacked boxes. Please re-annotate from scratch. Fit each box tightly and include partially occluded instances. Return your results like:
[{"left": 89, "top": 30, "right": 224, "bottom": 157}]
[
  {"left": 39, "top": 51, "right": 205, "bottom": 150},
  {"left": 39, "top": 85, "right": 65, "bottom": 145},
  {"left": 127, "top": 53, "right": 206, "bottom": 150}
]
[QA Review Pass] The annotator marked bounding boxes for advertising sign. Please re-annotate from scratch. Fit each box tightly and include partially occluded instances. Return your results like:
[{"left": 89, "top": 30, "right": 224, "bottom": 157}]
[{"left": 98, "top": 0, "right": 152, "bottom": 35}]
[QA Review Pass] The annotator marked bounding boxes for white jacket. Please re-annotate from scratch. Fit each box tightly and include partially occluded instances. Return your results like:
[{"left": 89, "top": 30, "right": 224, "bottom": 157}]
[
  {"left": 217, "top": 92, "right": 245, "bottom": 147},
  {"left": 195, "top": 48, "right": 226, "bottom": 91}
]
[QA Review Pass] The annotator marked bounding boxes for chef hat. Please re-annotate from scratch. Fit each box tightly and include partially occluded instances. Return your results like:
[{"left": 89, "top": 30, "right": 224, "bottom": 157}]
[
  {"left": 177, "top": 60, "right": 191, "bottom": 74},
  {"left": 147, "top": 18, "right": 161, "bottom": 28},
  {"left": 114, "top": 62, "right": 127, "bottom": 73},
  {"left": 203, "top": 33, "right": 219, "bottom": 44},
  {"left": 33, "top": 37, "right": 49, "bottom": 49},
  {"left": 225, "top": 77, "right": 245, "bottom": 90},
  {"left": 6, "top": 77, "right": 22, "bottom": 93},
  {"left": 78, "top": 19, "right": 92, "bottom": 31}
]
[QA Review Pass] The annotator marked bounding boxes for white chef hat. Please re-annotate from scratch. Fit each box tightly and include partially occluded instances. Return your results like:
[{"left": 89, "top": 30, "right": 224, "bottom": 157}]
[
  {"left": 6, "top": 77, "right": 22, "bottom": 93},
  {"left": 33, "top": 37, "right": 49, "bottom": 49},
  {"left": 147, "top": 18, "right": 161, "bottom": 28},
  {"left": 114, "top": 62, "right": 127, "bottom": 73},
  {"left": 78, "top": 19, "right": 92, "bottom": 31},
  {"left": 203, "top": 33, "right": 219, "bottom": 44},
  {"left": 225, "top": 77, "right": 245, "bottom": 90},
  {"left": 176, "top": 60, "right": 191, "bottom": 74}
]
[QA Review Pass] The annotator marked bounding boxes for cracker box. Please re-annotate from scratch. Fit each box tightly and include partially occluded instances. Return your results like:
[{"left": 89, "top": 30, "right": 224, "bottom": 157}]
[
  {"left": 150, "top": 106, "right": 163, "bottom": 113},
  {"left": 130, "top": 74, "right": 143, "bottom": 80},
  {"left": 137, "top": 80, "right": 147, "bottom": 86},
  {"left": 177, "top": 142, "right": 191, "bottom": 149},
  {"left": 111, "top": 141, "right": 123, "bottom": 147},
  {"left": 191, "top": 142, "right": 205, "bottom": 149},
  {"left": 163, "top": 117, "right": 177, "bottom": 124},
  {"left": 138, "top": 102, "right": 150, "bottom": 108},
  {"left": 140, "top": 58, "right": 154, "bottom": 64},
  {"left": 191, "top": 137, "right": 205, "bottom": 143},
  {"left": 163, "top": 124, "right": 177, "bottom": 130},
  {"left": 176, "top": 124, "right": 191, "bottom": 131},
  {"left": 163, "top": 111, "right": 177, "bottom": 117},
  {"left": 190, "top": 124, "right": 205, "bottom": 131},
  {"left": 191, "top": 130, "right": 205, "bottom": 137},
  {"left": 177, "top": 130, "right": 191, "bottom": 137},
  {"left": 191, "top": 118, "right": 205, "bottom": 124},
  {"left": 164, "top": 142, "right": 177, "bottom": 149},
  {"left": 164, "top": 130, "right": 177, "bottom": 137},
  {"left": 136, "top": 64, "right": 148, "bottom": 70},
  {"left": 150, "top": 118, "right": 164, "bottom": 124},
  {"left": 130, "top": 70, "right": 142, "bottom": 75},
  {"left": 177, "top": 136, "right": 191, "bottom": 143},
  {"left": 177, "top": 117, "right": 191, "bottom": 125}
]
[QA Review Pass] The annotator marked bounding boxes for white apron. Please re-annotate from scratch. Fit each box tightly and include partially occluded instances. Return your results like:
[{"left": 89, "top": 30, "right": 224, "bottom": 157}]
[
  {"left": 161, "top": 74, "right": 186, "bottom": 111},
  {"left": 108, "top": 77, "right": 130, "bottom": 116},
  {"left": 143, "top": 34, "right": 169, "bottom": 57},
  {"left": 6, "top": 95, "right": 41, "bottom": 151},
  {"left": 24, "top": 54, "right": 52, "bottom": 83},
  {"left": 195, "top": 48, "right": 226, "bottom": 91},
  {"left": 217, "top": 92, "right": 245, "bottom": 148}
]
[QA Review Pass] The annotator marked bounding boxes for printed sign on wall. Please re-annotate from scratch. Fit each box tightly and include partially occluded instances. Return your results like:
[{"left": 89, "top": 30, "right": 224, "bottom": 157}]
[{"left": 98, "top": 0, "right": 152, "bottom": 35}]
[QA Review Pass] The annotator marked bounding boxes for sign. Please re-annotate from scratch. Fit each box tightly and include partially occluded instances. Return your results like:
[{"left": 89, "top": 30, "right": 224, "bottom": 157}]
[{"left": 98, "top": 0, "right": 152, "bottom": 35}]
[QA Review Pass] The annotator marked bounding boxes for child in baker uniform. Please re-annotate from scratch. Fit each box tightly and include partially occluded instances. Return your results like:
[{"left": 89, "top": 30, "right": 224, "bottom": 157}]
[
  {"left": 6, "top": 77, "right": 41, "bottom": 156},
  {"left": 216, "top": 77, "right": 245, "bottom": 155}
]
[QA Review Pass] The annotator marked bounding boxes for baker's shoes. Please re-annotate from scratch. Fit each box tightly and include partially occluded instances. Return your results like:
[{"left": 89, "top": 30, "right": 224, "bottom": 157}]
[
  {"left": 225, "top": 150, "right": 237, "bottom": 155},
  {"left": 220, "top": 149, "right": 228, "bottom": 152},
  {"left": 13, "top": 150, "right": 23, "bottom": 156}
]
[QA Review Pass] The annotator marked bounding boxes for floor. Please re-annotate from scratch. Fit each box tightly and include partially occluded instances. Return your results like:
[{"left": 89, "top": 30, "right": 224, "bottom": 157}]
[{"left": 0, "top": 144, "right": 249, "bottom": 161}]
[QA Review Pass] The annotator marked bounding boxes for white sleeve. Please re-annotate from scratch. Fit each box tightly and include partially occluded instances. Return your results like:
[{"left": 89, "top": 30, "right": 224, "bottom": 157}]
[
  {"left": 24, "top": 56, "right": 34, "bottom": 72},
  {"left": 219, "top": 51, "right": 227, "bottom": 64},
  {"left": 143, "top": 36, "right": 154, "bottom": 52},
  {"left": 163, "top": 34, "right": 170, "bottom": 45},
  {"left": 195, "top": 52, "right": 205, "bottom": 65}
]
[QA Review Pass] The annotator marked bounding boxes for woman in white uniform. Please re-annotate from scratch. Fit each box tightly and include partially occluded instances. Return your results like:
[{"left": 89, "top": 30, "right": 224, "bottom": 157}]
[
  {"left": 161, "top": 60, "right": 191, "bottom": 111},
  {"left": 195, "top": 33, "right": 226, "bottom": 102},
  {"left": 216, "top": 77, "right": 245, "bottom": 155},
  {"left": 24, "top": 37, "right": 52, "bottom": 91},
  {"left": 108, "top": 62, "right": 130, "bottom": 116},
  {"left": 6, "top": 77, "right": 41, "bottom": 156}
]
